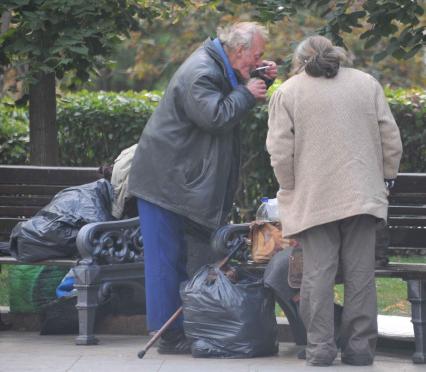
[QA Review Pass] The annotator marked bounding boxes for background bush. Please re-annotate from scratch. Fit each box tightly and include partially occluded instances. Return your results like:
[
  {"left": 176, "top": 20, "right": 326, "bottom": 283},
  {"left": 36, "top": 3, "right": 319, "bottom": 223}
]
[
  {"left": 0, "top": 100, "right": 29, "bottom": 164},
  {"left": 1, "top": 87, "right": 424, "bottom": 221},
  {"left": 57, "top": 90, "right": 162, "bottom": 166},
  {"left": 385, "top": 88, "right": 426, "bottom": 174}
]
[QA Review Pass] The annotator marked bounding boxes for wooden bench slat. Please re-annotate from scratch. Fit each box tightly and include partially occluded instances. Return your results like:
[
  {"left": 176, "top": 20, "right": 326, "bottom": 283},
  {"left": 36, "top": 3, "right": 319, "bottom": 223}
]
[
  {"left": 389, "top": 205, "right": 426, "bottom": 216},
  {"left": 0, "top": 185, "right": 69, "bottom": 196},
  {"left": 0, "top": 205, "right": 42, "bottom": 218},
  {"left": 0, "top": 195, "right": 52, "bottom": 207},
  {"left": 389, "top": 228, "right": 426, "bottom": 248},
  {"left": 0, "top": 217, "right": 24, "bottom": 235},
  {"left": 388, "top": 216, "right": 426, "bottom": 227},
  {"left": 392, "top": 173, "right": 426, "bottom": 193},
  {"left": 375, "top": 263, "right": 426, "bottom": 279},
  {"left": 0, "top": 165, "right": 101, "bottom": 185},
  {"left": 0, "top": 256, "right": 77, "bottom": 266},
  {"left": 389, "top": 193, "right": 426, "bottom": 205}
]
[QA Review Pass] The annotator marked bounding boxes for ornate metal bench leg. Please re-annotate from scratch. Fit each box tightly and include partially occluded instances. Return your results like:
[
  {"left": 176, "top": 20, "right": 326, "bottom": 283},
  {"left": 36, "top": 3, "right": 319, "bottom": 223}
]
[
  {"left": 407, "top": 279, "right": 426, "bottom": 364},
  {"left": 73, "top": 265, "right": 101, "bottom": 345}
]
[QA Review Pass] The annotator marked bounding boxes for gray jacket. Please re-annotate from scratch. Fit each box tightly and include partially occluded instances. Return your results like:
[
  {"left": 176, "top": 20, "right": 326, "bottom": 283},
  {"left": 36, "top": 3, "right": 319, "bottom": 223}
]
[{"left": 128, "top": 38, "right": 256, "bottom": 228}]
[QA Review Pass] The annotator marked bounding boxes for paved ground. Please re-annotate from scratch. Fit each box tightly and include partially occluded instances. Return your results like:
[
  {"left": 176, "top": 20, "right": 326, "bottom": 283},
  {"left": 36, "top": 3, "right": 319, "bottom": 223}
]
[{"left": 0, "top": 332, "right": 422, "bottom": 372}]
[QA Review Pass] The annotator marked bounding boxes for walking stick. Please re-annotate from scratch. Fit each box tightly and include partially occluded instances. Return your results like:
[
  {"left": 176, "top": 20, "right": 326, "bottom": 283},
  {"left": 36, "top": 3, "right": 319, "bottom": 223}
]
[{"left": 137, "top": 236, "right": 245, "bottom": 359}]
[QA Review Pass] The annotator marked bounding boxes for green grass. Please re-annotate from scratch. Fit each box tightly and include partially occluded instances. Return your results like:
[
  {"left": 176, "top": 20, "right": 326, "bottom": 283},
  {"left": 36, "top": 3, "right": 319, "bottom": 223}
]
[
  {"left": 334, "top": 278, "right": 409, "bottom": 316},
  {"left": 334, "top": 256, "right": 425, "bottom": 317}
]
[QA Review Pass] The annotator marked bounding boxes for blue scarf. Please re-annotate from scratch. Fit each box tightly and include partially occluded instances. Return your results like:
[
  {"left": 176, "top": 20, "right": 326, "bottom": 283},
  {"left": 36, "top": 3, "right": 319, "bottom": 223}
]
[{"left": 213, "top": 38, "right": 239, "bottom": 89}]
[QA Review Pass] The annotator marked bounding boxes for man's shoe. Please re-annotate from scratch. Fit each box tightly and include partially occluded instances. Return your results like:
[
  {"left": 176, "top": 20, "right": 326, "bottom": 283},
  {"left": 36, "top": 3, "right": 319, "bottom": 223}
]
[
  {"left": 157, "top": 328, "right": 191, "bottom": 355},
  {"left": 297, "top": 348, "right": 306, "bottom": 360},
  {"left": 341, "top": 354, "right": 373, "bottom": 366},
  {"left": 306, "top": 350, "right": 337, "bottom": 366}
]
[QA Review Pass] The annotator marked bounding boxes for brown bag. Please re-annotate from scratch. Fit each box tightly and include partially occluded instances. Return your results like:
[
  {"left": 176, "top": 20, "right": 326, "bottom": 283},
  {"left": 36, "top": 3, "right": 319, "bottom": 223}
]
[
  {"left": 288, "top": 245, "right": 303, "bottom": 288},
  {"left": 250, "top": 221, "right": 294, "bottom": 263},
  {"left": 288, "top": 245, "right": 344, "bottom": 289}
]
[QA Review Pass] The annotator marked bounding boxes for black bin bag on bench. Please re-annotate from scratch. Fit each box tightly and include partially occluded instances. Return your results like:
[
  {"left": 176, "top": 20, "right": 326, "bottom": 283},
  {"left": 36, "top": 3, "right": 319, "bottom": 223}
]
[
  {"left": 10, "top": 179, "right": 113, "bottom": 262},
  {"left": 181, "top": 265, "right": 278, "bottom": 358}
]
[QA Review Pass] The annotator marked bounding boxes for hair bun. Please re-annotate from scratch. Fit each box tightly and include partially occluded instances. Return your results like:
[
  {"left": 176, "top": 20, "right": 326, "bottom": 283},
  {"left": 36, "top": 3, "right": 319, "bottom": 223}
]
[
  {"left": 305, "top": 54, "right": 323, "bottom": 77},
  {"left": 305, "top": 52, "right": 339, "bottom": 78}
]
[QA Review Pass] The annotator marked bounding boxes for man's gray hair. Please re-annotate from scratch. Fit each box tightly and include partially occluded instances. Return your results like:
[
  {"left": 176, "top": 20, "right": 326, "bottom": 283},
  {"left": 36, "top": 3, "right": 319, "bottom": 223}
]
[{"left": 217, "top": 22, "right": 268, "bottom": 51}]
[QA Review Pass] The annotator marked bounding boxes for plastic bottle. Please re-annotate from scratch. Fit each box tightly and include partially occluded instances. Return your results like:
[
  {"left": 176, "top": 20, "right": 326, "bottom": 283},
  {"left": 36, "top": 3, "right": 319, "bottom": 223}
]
[
  {"left": 255, "top": 197, "right": 280, "bottom": 222},
  {"left": 255, "top": 197, "right": 270, "bottom": 222},
  {"left": 267, "top": 198, "right": 280, "bottom": 222}
]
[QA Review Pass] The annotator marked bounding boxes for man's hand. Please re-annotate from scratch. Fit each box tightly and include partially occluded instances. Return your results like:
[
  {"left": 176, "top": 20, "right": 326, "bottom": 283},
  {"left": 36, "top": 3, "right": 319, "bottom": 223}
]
[
  {"left": 246, "top": 78, "right": 267, "bottom": 101},
  {"left": 261, "top": 60, "right": 278, "bottom": 80}
]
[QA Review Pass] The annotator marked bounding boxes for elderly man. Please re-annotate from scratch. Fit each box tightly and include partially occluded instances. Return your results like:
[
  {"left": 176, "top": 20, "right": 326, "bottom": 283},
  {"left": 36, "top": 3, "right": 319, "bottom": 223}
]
[{"left": 128, "top": 22, "right": 277, "bottom": 354}]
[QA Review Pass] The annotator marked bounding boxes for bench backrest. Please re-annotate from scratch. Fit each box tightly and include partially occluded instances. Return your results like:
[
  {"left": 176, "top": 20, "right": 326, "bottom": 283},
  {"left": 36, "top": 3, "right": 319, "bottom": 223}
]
[
  {"left": 0, "top": 165, "right": 101, "bottom": 242},
  {"left": 388, "top": 173, "right": 426, "bottom": 255}
]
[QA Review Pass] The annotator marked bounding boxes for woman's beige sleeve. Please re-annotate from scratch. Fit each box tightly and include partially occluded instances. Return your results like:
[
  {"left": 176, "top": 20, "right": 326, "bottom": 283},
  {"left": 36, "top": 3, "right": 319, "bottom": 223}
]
[
  {"left": 266, "top": 88, "right": 295, "bottom": 190},
  {"left": 375, "top": 81, "right": 403, "bottom": 179}
]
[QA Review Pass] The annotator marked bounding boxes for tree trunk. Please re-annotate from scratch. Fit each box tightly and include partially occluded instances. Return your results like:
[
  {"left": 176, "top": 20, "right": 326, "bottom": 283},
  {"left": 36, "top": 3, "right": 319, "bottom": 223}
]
[
  {"left": 1, "top": 11, "right": 11, "bottom": 34},
  {"left": 0, "top": 11, "right": 11, "bottom": 97},
  {"left": 29, "top": 72, "right": 58, "bottom": 165}
]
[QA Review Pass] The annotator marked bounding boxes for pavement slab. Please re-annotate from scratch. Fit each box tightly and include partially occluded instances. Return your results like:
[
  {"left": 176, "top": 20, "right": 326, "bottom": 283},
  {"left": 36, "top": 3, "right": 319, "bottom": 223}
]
[{"left": 0, "top": 332, "right": 422, "bottom": 372}]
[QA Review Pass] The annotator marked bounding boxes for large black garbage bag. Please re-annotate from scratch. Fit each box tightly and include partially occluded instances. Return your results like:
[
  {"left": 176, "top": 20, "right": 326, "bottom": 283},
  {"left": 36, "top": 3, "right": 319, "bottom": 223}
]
[
  {"left": 181, "top": 265, "right": 278, "bottom": 358},
  {"left": 9, "top": 179, "right": 113, "bottom": 262}
]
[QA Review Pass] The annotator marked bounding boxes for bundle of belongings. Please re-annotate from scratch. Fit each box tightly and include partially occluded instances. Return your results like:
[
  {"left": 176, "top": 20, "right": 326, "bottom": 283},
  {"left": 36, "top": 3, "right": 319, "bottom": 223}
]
[
  {"left": 250, "top": 220, "right": 302, "bottom": 288},
  {"left": 9, "top": 179, "right": 114, "bottom": 262},
  {"left": 181, "top": 264, "right": 278, "bottom": 358},
  {"left": 8, "top": 143, "right": 140, "bottom": 263},
  {"left": 179, "top": 209, "right": 300, "bottom": 358}
]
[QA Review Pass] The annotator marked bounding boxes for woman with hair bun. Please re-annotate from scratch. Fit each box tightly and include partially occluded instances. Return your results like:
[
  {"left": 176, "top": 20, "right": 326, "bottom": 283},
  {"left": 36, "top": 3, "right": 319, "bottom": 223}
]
[{"left": 266, "top": 35, "right": 402, "bottom": 366}]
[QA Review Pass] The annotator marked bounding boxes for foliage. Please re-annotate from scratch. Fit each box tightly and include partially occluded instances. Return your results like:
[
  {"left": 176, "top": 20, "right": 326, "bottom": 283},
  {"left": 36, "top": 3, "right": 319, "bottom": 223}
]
[
  {"left": 235, "top": 0, "right": 425, "bottom": 63},
  {"left": 0, "top": 0, "right": 196, "bottom": 165},
  {"left": 0, "top": 0, "right": 186, "bottom": 86},
  {"left": 56, "top": 90, "right": 162, "bottom": 165},
  {"left": 0, "top": 99, "right": 28, "bottom": 164},
  {"left": 1, "top": 86, "right": 424, "bottom": 218},
  {"left": 87, "top": 2, "right": 425, "bottom": 92},
  {"left": 0, "top": 0, "right": 190, "bottom": 85},
  {"left": 87, "top": 1, "right": 241, "bottom": 91},
  {"left": 385, "top": 87, "right": 426, "bottom": 173}
]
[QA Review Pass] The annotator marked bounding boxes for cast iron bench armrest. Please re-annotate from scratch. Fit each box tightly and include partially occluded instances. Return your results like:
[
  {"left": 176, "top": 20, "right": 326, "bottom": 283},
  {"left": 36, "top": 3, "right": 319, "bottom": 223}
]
[
  {"left": 71, "top": 217, "right": 145, "bottom": 346},
  {"left": 76, "top": 217, "right": 143, "bottom": 265}
]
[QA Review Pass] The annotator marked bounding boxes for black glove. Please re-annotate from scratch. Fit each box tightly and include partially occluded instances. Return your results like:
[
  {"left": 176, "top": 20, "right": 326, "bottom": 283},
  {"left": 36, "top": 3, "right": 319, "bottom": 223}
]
[{"left": 384, "top": 179, "right": 395, "bottom": 189}]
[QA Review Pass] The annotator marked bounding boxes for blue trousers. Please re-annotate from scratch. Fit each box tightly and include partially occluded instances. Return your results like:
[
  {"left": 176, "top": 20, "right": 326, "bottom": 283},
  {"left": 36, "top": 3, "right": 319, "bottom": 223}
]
[{"left": 137, "top": 198, "right": 188, "bottom": 332}]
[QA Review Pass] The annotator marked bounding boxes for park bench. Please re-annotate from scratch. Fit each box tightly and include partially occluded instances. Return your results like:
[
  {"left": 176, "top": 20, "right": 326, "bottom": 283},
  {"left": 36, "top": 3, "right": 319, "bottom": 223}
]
[
  {"left": 211, "top": 173, "right": 426, "bottom": 364},
  {"left": 0, "top": 165, "right": 144, "bottom": 345}
]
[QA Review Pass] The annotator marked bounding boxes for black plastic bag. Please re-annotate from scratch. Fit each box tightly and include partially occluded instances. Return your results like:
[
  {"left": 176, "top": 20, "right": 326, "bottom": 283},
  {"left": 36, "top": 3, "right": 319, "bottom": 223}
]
[
  {"left": 39, "top": 295, "right": 79, "bottom": 335},
  {"left": 9, "top": 179, "right": 113, "bottom": 262},
  {"left": 181, "top": 265, "right": 278, "bottom": 358}
]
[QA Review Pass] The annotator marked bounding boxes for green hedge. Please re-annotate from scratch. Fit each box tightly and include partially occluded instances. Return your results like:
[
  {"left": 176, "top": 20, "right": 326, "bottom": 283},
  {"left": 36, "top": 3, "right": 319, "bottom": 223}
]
[
  {"left": 385, "top": 87, "right": 426, "bottom": 174},
  {"left": 0, "top": 100, "right": 29, "bottom": 164},
  {"left": 0, "top": 91, "right": 161, "bottom": 165},
  {"left": 1, "top": 87, "right": 424, "bottom": 220},
  {"left": 57, "top": 90, "right": 162, "bottom": 166}
]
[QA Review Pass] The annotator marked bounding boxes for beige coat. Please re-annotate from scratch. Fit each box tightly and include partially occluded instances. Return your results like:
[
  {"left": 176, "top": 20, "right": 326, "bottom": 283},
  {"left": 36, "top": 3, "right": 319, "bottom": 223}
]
[
  {"left": 111, "top": 144, "right": 137, "bottom": 219},
  {"left": 267, "top": 67, "right": 402, "bottom": 236}
]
